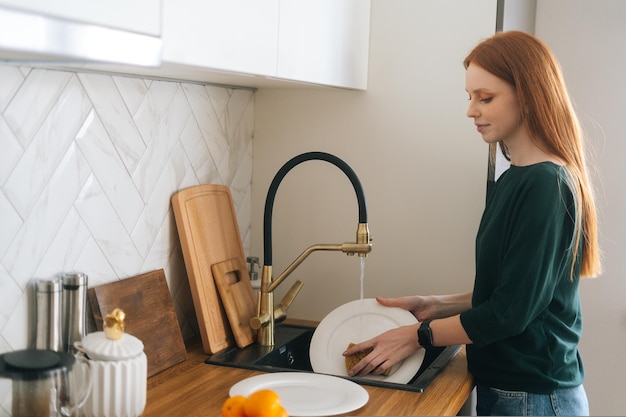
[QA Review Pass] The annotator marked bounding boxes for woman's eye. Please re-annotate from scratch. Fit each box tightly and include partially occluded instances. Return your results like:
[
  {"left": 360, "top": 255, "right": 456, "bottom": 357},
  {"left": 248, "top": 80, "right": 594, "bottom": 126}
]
[{"left": 480, "top": 97, "right": 493, "bottom": 103}]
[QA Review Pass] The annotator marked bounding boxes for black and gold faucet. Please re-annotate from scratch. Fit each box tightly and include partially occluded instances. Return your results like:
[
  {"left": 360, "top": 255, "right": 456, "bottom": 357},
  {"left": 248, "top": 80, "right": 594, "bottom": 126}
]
[{"left": 250, "top": 152, "right": 372, "bottom": 346}]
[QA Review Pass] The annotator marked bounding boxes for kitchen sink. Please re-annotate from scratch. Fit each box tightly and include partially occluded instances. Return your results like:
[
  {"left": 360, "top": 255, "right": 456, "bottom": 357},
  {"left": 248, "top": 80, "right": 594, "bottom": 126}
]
[{"left": 205, "top": 323, "right": 460, "bottom": 392}]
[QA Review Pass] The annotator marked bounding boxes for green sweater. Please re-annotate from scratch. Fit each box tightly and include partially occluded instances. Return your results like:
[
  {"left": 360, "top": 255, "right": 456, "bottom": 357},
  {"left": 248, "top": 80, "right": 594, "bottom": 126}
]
[{"left": 459, "top": 162, "right": 584, "bottom": 394}]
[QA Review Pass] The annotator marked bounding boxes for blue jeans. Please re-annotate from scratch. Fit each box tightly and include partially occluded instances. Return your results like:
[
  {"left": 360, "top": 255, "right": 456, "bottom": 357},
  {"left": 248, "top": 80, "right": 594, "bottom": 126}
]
[{"left": 476, "top": 384, "right": 589, "bottom": 416}]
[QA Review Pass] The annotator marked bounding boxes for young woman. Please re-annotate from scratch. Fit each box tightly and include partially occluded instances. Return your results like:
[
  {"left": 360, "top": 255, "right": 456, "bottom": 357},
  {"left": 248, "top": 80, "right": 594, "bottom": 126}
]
[{"left": 343, "top": 31, "right": 601, "bottom": 416}]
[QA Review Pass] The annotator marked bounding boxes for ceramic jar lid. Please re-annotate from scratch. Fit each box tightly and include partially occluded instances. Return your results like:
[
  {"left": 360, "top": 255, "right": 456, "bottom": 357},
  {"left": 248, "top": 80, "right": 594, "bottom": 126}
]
[
  {"left": 80, "top": 332, "right": 143, "bottom": 361},
  {"left": 79, "top": 309, "right": 144, "bottom": 361}
]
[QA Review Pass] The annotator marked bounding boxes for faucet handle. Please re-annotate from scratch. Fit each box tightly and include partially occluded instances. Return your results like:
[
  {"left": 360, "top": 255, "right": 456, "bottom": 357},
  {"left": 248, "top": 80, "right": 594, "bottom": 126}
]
[
  {"left": 274, "top": 280, "right": 304, "bottom": 323},
  {"left": 250, "top": 286, "right": 269, "bottom": 330},
  {"left": 250, "top": 314, "right": 270, "bottom": 330}
]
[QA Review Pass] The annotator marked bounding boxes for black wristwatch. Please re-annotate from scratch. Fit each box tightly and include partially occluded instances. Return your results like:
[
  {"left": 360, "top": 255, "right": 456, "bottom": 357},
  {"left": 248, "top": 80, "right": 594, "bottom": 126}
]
[{"left": 417, "top": 320, "right": 433, "bottom": 348}]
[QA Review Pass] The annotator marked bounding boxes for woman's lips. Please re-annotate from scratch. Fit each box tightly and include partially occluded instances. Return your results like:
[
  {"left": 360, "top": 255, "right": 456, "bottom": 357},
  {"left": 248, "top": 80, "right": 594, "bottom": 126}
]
[{"left": 476, "top": 124, "right": 488, "bottom": 133}]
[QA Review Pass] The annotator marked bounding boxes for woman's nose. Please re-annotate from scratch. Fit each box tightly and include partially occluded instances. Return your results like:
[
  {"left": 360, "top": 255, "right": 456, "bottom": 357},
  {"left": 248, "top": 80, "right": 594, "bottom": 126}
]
[{"left": 466, "top": 101, "right": 479, "bottom": 118}]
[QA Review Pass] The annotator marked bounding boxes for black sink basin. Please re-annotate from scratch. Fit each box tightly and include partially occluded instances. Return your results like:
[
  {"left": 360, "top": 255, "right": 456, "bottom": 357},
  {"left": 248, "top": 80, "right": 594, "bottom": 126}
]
[{"left": 205, "top": 323, "right": 460, "bottom": 392}]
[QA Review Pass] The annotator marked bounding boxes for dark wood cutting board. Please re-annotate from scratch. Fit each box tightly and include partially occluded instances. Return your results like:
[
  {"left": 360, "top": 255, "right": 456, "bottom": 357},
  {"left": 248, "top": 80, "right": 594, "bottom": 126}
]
[{"left": 87, "top": 269, "right": 187, "bottom": 377}]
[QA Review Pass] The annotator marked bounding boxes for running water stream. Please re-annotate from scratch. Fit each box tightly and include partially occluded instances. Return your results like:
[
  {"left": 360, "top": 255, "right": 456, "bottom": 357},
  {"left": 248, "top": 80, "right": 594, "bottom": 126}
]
[{"left": 359, "top": 257, "right": 365, "bottom": 339}]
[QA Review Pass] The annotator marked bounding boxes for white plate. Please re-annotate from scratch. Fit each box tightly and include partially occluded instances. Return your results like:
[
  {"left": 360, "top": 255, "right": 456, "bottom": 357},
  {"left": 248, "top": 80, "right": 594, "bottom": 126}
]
[
  {"left": 230, "top": 372, "right": 368, "bottom": 416},
  {"left": 310, "top": 298, "right": 425, "bottom": 384}
]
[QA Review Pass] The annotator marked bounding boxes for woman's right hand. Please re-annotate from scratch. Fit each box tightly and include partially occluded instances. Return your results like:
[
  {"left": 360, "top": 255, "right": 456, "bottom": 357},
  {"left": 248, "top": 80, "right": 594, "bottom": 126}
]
[
  {"left": 376, "top": 292, "right": 473, "bottom": 321},
  {"left": 375, "top": 295, "right": 437, "bottom": 322}
]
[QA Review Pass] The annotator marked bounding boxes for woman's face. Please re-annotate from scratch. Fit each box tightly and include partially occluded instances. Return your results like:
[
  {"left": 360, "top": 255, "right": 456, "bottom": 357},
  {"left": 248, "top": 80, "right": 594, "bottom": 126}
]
[{"left": 465, "top": 63, "right": 524, "bottom": 145}]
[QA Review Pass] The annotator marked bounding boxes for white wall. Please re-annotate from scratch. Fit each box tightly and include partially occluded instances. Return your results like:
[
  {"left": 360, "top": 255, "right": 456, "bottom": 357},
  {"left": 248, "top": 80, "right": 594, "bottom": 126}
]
[
  {"left": 252, "top": 0, "right": 497, "bottom": 320},
  {"left": 535, "top": 1, "right": 626, "bottom": 415}
]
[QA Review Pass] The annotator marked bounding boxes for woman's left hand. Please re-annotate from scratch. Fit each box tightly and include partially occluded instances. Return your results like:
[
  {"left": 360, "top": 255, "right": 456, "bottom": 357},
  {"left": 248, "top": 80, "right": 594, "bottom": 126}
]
[{"left": 342, "top": 323, "right": 421, "bottom": 377}]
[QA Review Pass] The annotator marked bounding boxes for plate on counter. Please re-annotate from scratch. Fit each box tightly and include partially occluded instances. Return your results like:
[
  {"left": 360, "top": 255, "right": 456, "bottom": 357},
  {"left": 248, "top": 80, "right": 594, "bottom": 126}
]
[
  {"left": 230, "top": 372, "right": 368, "bottom": 416},
  {"left": 310, "top": 298, "right": 425, "bottom": 384}
]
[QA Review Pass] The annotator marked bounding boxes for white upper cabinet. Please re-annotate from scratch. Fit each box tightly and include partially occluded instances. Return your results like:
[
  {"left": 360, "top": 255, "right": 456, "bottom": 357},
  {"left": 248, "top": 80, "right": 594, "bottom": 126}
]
[
  {"left": 157, "top": 0, "right": 370, "bottom": 89},
  {"left": 0, "top": 0, "right": 162, "bottom": 66},
  {"left": 0, "top": 0, "right": 370, "bottom": 89},
  {"left": 277, "top": 0, "right": 370, "bottom": 89},
  {"left": 162, "top": 0, "right": 279, "bottom": 77},
  {"left": 0, "top": 0, "right": 161, "bottom": 36}
]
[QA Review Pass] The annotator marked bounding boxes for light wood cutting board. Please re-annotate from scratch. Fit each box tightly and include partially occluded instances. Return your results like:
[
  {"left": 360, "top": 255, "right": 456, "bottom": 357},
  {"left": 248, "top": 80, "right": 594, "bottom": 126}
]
[
  {"left": 211, "top": 257, "right": 257, "bottom": 348},
  {"left": 87, "top": 269, "right": 187, "bottom": 377},
  {"left": 172, "top": 184, "right": 256, "bottom": 353}
]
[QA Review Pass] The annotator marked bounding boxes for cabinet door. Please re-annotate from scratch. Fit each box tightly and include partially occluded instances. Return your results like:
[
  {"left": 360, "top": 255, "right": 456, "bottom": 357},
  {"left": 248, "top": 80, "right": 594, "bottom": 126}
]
[
  {"left": 277, "top": 0, "right": 371, "bottom": 89},
  {"left": 162, "top": 0, "right": 279, "bottom": 76},
  {"left": 0, "top": 0, "right": 161, "bottom": 36}
]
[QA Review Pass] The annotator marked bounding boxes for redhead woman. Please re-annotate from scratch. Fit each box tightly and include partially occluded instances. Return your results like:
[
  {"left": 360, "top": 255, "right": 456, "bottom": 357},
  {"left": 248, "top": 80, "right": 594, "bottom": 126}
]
[{"left": 343, "top": 31, "right": 601, "bottom": 416}]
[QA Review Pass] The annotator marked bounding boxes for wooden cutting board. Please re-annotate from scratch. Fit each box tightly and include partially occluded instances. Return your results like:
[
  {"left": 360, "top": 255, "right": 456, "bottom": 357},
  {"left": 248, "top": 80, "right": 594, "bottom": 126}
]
[
  {"left": 171, "top": 184, "right": 256, "bottom": 353},
  {"left": 212, "top": 257, "right": 257, "bottom": 348},
  {"left": 87, "top": 269, "right": 187, "bottom": 377}
]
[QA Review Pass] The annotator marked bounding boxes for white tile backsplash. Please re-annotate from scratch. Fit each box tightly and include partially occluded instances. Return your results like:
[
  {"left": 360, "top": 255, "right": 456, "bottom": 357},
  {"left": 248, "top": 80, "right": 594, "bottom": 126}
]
[
  {"left": 3, "top": 69, "right": 73, "bottom": 148},
  {"left": 0, "top": 65, "right": 254, "bottom": 362}
]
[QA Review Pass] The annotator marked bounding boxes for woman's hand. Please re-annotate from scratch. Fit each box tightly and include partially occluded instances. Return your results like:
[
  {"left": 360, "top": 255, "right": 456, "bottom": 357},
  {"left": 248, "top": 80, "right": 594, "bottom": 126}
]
[
  {"left": 375, "top": 295, "right": 437, "bottom": 322},
  {"left": 341, "top": 293, "right": 474, "bottom": 377},
  {"left": 342, "top": 323, "right": 421, "bottom": 377},
  {"left": 377, "top": 292, "right": 473, "bottom": 321}
]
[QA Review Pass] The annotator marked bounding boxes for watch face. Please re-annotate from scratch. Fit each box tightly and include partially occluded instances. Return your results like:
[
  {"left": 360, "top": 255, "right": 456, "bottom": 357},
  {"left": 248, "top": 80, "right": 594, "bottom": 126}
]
[{"left": 418, "top": 321, "right": 432, "bottom": 347}]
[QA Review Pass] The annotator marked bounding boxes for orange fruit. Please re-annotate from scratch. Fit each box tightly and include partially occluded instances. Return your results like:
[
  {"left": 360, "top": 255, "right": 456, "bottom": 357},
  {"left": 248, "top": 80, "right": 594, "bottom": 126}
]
[
  {"left": 222, "top": 395, "right": 246, "bottom": 417},
  {"left": 242, "top": 389, "right": 283, "bottom": 417},
  {"left": 275, "top": 405, "right": 289, "bottom": 417}
]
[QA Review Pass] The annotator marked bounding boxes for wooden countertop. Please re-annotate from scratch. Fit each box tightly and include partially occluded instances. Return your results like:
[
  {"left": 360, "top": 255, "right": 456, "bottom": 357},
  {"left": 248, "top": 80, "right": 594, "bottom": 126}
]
[{"left": 143, "top": 335, "right": 474, "bottom": 416}]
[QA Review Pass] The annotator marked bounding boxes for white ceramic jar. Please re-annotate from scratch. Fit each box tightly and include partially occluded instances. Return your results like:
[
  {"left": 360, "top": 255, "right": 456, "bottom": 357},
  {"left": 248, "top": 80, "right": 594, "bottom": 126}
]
[{"left": 77, "top": 309, "right": 147, "bottom": 417}]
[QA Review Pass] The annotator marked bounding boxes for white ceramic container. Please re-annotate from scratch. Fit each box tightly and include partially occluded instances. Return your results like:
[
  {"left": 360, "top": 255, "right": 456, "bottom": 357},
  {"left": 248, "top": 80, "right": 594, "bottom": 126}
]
[{"left": 78, "top": 309, "right": 147, "bottom": 417}]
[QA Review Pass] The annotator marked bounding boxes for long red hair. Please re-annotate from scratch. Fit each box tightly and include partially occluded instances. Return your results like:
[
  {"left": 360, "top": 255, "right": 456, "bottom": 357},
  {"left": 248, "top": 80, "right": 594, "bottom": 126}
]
[{"left": 464, "top": 31, "right": 601, "bottom": 278}]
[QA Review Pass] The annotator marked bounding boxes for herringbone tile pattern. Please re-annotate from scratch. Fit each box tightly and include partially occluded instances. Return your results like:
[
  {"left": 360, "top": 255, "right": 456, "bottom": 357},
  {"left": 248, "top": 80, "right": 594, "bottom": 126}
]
[{"left": 0, "top": 65, "right": 254, "bottom": 355}]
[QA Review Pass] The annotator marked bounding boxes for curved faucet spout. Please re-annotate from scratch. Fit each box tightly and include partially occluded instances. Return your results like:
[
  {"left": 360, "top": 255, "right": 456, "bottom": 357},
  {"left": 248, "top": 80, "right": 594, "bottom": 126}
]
[
  {"left": 263, "top": 151, "right": 369, "bottom": 266},
  {"left": 253, "top": 151, "right": 373, "bottom": 346}
]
